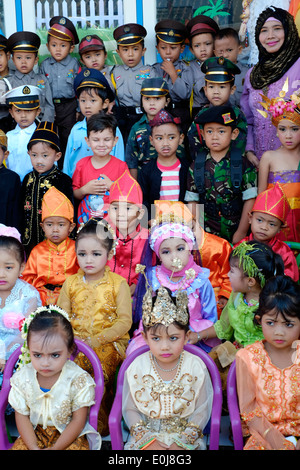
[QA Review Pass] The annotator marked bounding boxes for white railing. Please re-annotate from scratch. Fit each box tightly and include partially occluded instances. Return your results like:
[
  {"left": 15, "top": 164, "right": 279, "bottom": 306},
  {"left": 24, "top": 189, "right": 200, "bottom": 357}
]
[{"left": 36, "top": 0, "right": 123, "bottom": 29}]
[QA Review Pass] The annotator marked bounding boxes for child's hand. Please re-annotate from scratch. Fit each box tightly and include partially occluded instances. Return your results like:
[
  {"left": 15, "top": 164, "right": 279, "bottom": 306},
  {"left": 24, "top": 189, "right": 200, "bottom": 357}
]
[
  {"left": 246, "top": 151, "right": 259, "bottom": 168},
  {"left": 99, "top": 174, "right": 113, "bottom": 191},
  {"left": 160, "top": 60, "right": 178, "bottom": 83},
  {"left": 84, "top": 179, "right": 106, "bottom": 196}
]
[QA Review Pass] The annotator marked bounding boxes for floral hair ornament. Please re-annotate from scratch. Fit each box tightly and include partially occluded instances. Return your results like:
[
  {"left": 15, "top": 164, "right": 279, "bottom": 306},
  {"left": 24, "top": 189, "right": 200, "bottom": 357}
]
[
  {"left": 18, "top": 305, "right": 70, "bottom": 369},
  {"left": 231, "top": 242, "right": 266, "bottom": 287},
  {"left": 257, "top": 78, "right": 300, "bottom": 127},
  {"left": 77, "top": 217, "right": 118, "bottom": 255},
  {"left": 0, "top": 224, "right": 22, "bottom": 242}
]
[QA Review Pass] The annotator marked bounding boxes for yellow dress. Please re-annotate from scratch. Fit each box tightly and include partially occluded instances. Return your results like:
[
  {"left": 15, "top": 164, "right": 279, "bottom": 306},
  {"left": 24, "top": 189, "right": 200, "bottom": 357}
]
[{"left": 57, "top": 266, "right": 132, "bottom": 435}]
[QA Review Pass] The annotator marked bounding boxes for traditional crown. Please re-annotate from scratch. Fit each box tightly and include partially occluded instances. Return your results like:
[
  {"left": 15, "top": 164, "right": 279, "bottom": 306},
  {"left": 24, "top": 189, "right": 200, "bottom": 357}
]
[{"left": 142, "top": 285, "right": 189, "bottom": 328}]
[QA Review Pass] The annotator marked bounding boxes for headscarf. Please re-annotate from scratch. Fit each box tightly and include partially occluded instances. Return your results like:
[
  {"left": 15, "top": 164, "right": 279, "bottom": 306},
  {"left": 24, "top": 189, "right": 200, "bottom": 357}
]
[{"left": 250, "top": 6, "right": 300, "bottom": 90}]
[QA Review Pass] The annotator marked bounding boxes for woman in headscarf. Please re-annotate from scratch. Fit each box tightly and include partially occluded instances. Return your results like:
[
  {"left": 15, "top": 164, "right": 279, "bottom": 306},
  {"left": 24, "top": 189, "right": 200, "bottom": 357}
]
[{"left": 240, "top": 6, "right": 300, "bottom": 167}]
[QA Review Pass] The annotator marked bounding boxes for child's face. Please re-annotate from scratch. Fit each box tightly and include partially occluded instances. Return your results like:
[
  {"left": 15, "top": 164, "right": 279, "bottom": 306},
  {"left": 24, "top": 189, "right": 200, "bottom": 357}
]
[
  {"left": 117, "top": 44, "right": 145, "bottom": 68},
  {"left": 249, "top": 211, "right": 282, "bottom": 243},
  {"left": 0, "top": 147, "right": 9, "bottom": 167},
  {"left": 0, "top": 50, "right": 10, "bottom": 76},
  {"left": 108, "top": 201, "right": 143, "bottom": 235},
  {"left": 143, "top": 323, "right": 189, "bottom": 370},
  {"left": 258, "top": 20, "right": 285, "bottom": 54},
  {"left": 29, "top": 331, "right": 70, "bottom": 385},
  {"left": 85, "top": 128, "right": 118, "bottom": 160},
  {"left": 78, "top": 89, "right": 109, "bottom": 120},
  {"left": 277, "top": 119, "right": 300, "bottom": 150},
  {"left": 259, "top": 309, "right": 300, "bottom": 352},
  {"left": 0, "top": 248, "right": 25, "bottom": 295},
  {"left": 150, "top": 122, "right": 184, "bottom": 159},
  {"left": 47, "top": 36, "right": 74, "bottom": 62},
  {"left": 9, "top": 106, "right": 40, "bottom": 129},
  {"left": 76, "top": 235, "right": 112, "bottom": 281},
  {"left": 12, "top": 51, "right": 38, "bottom": 74},
  {"left": 158, "top": 237, "right": 190, "bottom": 273},
  {"left": 214, "top": 36, "right": 242, "bottom": 63},
  {"left": 80, "top": 49, "right": 107, "bottom": 71},
  {"left": 228, "top": 260, "right": 249, "bottom": 293},
  {"left": 41, "top": 216, "right": 75, "bottom": 246},
  {"left": 204, "top": 81, "right": 235, "bottom": 106},
  {"left": 142, "top": 95, "right": 169, "bottom": 120},
  {"left": 201, "top": 122, "right": 238, "bottom": 157},
  {"left": 156, "top": 41, "right": 184, "bottom": 63},
  {"left": 190, "top": 33, "right": 214, "bottom": 62},
  {"left": 28, "top": 142, "right": 61, "bottom": 174}
]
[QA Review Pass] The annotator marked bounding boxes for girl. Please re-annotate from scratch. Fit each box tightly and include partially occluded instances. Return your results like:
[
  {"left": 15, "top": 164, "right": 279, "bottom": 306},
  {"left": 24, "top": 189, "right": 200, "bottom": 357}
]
[
  {"left": 257, "top": 88, "right": 300, "bottom": 242},
  {"left": 240, "top": 7, "right": 300, "bottom": 167},
  {"left": 0, "top": 225, "right": 41, "bottom": 379},
  {"left": 236, "top": 275, "right": 300, "bottom": 450},
  {"left": 57, "top": 218, "right": 132, "bottom": 436},
  {"left": 123, "top": 286, "right": 213, "bottom": 450},
  {"left": 9, "top": 306, "right": 101, "bottom": 450},
  {"left": 127, "top": 217, "right": 219, "bottom": 355},
  {"left": 198, "top": 240, "right": 285, "bottom": 349},
  {"left": 125, "top": 77, "right": 186, "bottom": 180}
]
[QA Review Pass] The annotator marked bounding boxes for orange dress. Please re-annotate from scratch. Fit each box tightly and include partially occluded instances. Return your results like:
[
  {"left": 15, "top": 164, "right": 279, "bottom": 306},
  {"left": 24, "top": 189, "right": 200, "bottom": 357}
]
[
  {"left": 236, "top": 341, "right": 300, "bottom": 450},
  {"left": 22, "top": 237, "right": 79, "bottom": 305}
]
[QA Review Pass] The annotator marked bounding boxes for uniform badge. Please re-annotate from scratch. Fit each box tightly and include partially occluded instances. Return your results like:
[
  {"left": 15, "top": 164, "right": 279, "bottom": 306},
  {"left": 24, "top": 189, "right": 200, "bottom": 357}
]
[
  {"left": 59, "top": 17, "right": 66, "bottom": 25},
  {"left": 22, "top": 86, "right": 31, "bottom": 95},
  {"left": 83, "top": 69, "right": 90, "bottom": 77},
  {"left": 222, "top": 112, "right": 234, "bottom": 124}
]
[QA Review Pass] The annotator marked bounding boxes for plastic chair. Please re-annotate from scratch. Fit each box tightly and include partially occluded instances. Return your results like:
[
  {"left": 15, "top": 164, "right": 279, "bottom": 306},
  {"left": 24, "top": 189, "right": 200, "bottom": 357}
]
[
  {"left": 226, "top": 360, "right": 244, "bottom": 450},
  {"left": 0, "top": 338, "right": 104, "bottom": 450},
  {"left": 108, "top": 343, "right": 223, "bottom": 450}
]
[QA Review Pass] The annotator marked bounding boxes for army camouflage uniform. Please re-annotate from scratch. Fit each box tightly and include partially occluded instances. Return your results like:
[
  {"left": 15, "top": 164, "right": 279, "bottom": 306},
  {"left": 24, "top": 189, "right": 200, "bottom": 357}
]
[{"left": 185, "top": 150, "right": 257, "bottom": 242}]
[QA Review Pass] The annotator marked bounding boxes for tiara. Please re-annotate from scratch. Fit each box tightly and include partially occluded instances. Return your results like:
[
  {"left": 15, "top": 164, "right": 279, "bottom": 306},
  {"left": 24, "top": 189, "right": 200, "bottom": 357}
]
[{"left": 77, "top": 218, "right": 118, "bottom": 255}]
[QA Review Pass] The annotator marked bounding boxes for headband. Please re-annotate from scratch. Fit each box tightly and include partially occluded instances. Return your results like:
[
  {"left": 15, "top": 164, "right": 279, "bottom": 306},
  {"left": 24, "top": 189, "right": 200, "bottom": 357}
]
[{"left": 149, "top": 221, "right": 195, "bottom": 256}]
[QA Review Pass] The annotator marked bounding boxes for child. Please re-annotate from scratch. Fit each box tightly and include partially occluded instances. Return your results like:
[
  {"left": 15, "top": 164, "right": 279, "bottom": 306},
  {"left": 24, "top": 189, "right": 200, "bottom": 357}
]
[
  {"left": 78, "top": 34, "right": 112, "bottom": 86},
  {"left": 185, "top": 105, "right": 257, "bottom": 243},
  {"left": 21, "top": 121, "right": 73, "bottom": 255},
  {"left": 22, "top": 186, "right": 78, "bottom": 305},
  {"left": 72, "top": 112, "right": 128, "bottom": 224},
  {"left": 9, "top": 305, "right": 101, "bottom": 450},
  {"left": 106, "top": 170, "right": 149, "bottom": 296},
  {"left": 57, "top": 218, "right": 132, "bottom": 435},
  {"left": 236, "top": 275, "right": 300, "bottom": 450},
  {"left": 111, "top": 23, "right": 151, "bottom": 143},
  {"left": 238, "top": 183, "right": 299, "bottom": 282},
  {"left": 63, "top": 68, "right": 124, "bottom": 178},
  {"left": 40, "top": 16, "right": 80, "bottom": 162},
  {"left": 127, "top": 216, "right": 219, "bottom": 355},
  {"left": 126, "top": 77, "right": 183, "bottom": 179},
  {"left": 213, "top": 27, "right": 248, "bottom": 107},
  {"left": 0, "top": 34, "right": 14, "bottom": 133},
  {"left": 0, "top": 225, "right": 41, "bottom": 378},
  {"left": 257, "top": 85, "right": 300, "bottom": 242},
  {"left": 123, "top": 286, "right": 213, "bottom": 450},
  {"left": 4, "top": 84, "right": 41, "bottom": 182},
  {"left": 138, "top": 109, "right": 188, "bottom": 217},
  {"left": 0, "top": 130, "right": 22, "bottom": 230},
  {"left": 187, "top": 56, "right": 248, "bottom": 160},
  {"left": 152, "top": 19, "right": 194, "bottom": 133},
  {"left": 186, "top": 15, "right": 219, "bottom": 118},
  {"left": 6, "top": 31, "right": 55, "bottom": 122}
]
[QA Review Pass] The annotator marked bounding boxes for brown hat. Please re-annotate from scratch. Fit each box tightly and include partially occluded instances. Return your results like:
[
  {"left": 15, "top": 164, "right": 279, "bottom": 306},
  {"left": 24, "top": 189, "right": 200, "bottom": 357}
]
[
  {"left": 186, "top": 15, "right": 219, "bottom": 38},
  {"left": 48, "top": 16, "right": 79, "bottom": 44},
  {"left": 79, "top": 35, "right": 105, "bottom": 54},
  {"left": 7, "top": 31, "right": 40, "bottom": 53},
  {"left": 113, "top": 23, "right": 147, "bottom": 46}
]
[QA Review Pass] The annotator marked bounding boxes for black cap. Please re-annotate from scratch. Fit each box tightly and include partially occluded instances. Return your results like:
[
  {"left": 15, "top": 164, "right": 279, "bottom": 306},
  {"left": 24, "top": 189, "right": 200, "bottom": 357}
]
[
  {"left": 186, "top": 15, "right": 219, "bottom": 38},
  {"left": 195, "top": 105, "right": 237, "bottom": 128},
  {"left": 155, "top": 20, "right": 187, "bottom": 44},
  {"left": 48, "top": 16, "right": 79, "bottom": 44},
  {"left": 141, "top": 78, "right": 169, "bottom": 97},
  {"left": 113, "top": 23, "right": 147, "bottom": 45},
  {"left": 28, "top": 121, "right": 60, "bottom": 152},
  {"left": 201, "top": 56, "right": 241, "bottom": 83},
  {"left": 7, "top": 31, "right": 40, "bottom": 53}
]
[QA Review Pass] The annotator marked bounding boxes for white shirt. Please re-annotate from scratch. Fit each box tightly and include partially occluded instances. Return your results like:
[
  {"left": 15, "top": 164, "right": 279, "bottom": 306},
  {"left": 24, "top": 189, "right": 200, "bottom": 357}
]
[{"left": 6, "top": 122, "right": 36, "bottom": 182}]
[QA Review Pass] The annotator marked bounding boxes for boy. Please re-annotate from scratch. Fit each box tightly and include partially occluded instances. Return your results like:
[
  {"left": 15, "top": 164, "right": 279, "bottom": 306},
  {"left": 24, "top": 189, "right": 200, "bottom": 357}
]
[
  {"left": 0, "top": 129, "right": 22, "bottom": 230},
  {"left": 79, "top": 34, "right": 112, "bottom": 85},
  {"left": 186, "top": 15, "right": 219, "bottom": 118},
  {"left": 22, "top": 186, "right": 78, "bottom": 305},
  {"left": 236, "top": 183, "right": 299, "bottom": 282},
  {"left": 187, "top": 56, "right": 247, "bottom": 160},
  {"left": 152, "top": 19, "right": 194, "bottom": 133},
  {"left": 106, "top": 170, "right": 148, "bottom": 295},
  {"left": 138, "top": 109, "right": 188, "bottom": 218},
  {"left": 213, "top": 27, "right": 248, "bottom": 107},
  {"left": 40, "top": 16, "right": 80, "bottom": 162},
  {"left": 72, "top": 113, "right": 128, "bottom": 224},
  {"left": 6, "top": 31, "right": 55, "bottom": 122},
  {"left": 21, "top": 121, "right": 74, "bottom": 255},
  {"left": 0, "top": 34, "right": 14, "bottom": 133},
  {"left": 111, "top": 23, "right": 151, "bottom": 143},
  {"left": 63, "top": 68, "right": 124, "bottom": 178},
  {"left": 4, "top": 85, "right": 41, "bottom": 182},
  {"left": 185, "top": 105, "right": 257, "bottom": 244}
]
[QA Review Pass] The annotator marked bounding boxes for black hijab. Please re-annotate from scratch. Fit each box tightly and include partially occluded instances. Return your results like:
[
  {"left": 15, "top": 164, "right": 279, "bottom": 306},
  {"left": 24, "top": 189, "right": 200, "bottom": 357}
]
[{"left": 250, "top": 6, "right": 300, "bottom": 90}]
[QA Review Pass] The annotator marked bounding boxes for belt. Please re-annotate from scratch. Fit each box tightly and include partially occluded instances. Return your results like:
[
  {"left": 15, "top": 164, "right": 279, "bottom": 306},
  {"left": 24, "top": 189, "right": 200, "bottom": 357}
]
[{"left": 53, "top": 97, "right": 76, "bottom": 104}]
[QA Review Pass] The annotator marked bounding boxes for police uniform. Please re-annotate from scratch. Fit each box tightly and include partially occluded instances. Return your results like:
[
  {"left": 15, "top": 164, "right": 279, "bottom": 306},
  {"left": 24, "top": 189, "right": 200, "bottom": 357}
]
[
  {"left": 0, "top": 34, "right": 14, "bottom": 133},
  {"left": 4, "top": 85, "right": 41, "bottom": 181},
  {"left": 187, "top": 56, "right": 247, "bottom": 160},
  {"left": 151, "top": 20, "right": 193, "bottom": 133},
  {"left": 111, "top": 23, "right": 151, "bottom": 143},
  {"left": 40, "top": 16, "right": 80, "bottom": 163},
  {"left": 186, "top": 15, "right": 220, "bottom": 118},
  {"left": 6, "top": 32, "right": 55, "bottom": 123}
]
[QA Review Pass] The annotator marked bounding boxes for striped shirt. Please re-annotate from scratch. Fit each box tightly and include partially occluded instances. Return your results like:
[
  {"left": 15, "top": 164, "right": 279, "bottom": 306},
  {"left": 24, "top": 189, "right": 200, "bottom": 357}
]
[{"left": 157, "top": 159, "right": 181, "bottom": 200}]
